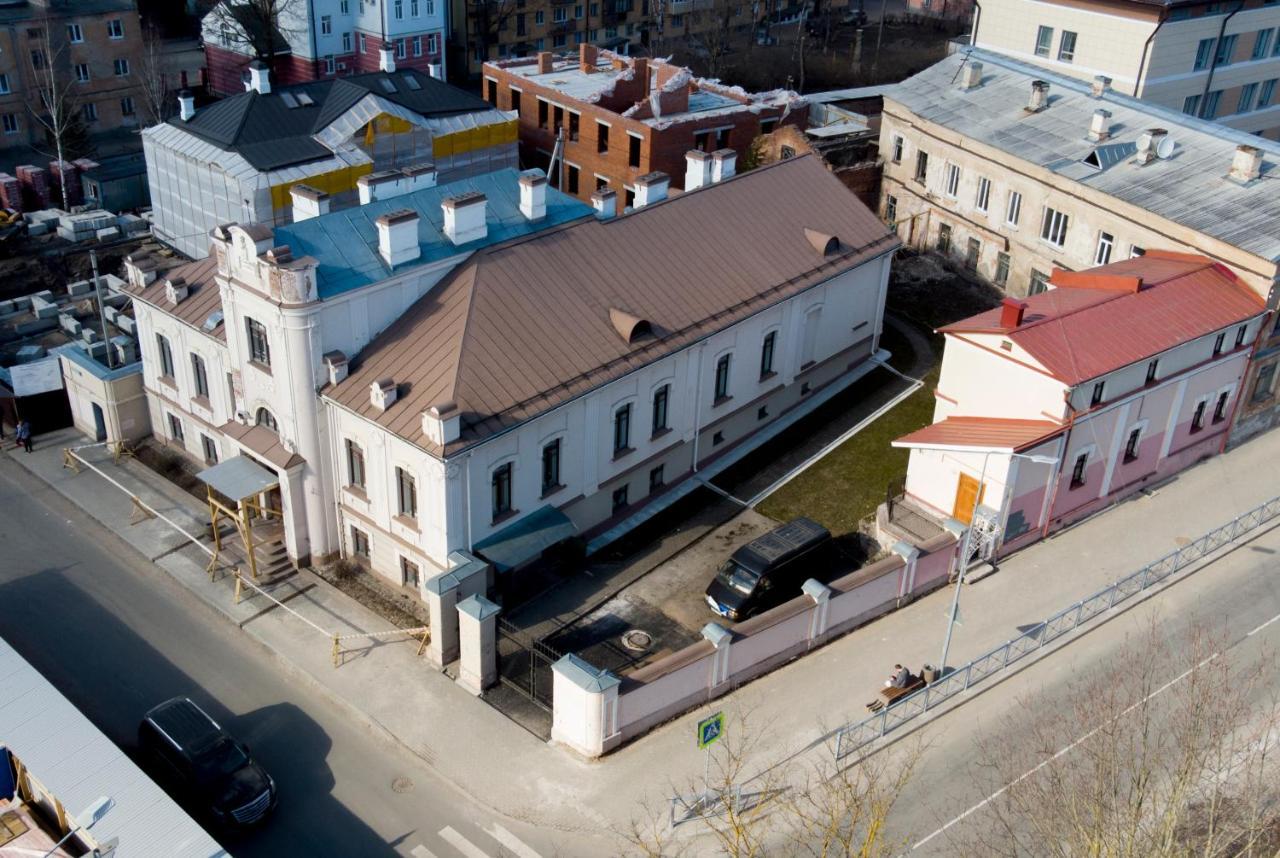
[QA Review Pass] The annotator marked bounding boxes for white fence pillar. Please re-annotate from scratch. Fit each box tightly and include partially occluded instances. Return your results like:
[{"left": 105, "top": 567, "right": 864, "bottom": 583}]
[
  {"left": 802, "top": 579, "right": 832, "bottom": 641},
  {"left": 423, "top": 573, "right": 460, "bottom": 667},
  {"left": 892, "top": 540, "right": 921, "bottom": 599},
  {"left": 456, "top": 594, "right": 500, "bottom": 695},
  {"left": 941, "top": 518, "right": 968, "bottom": 581},
  {"left": 702, "top": 622, "right": 733, "bottom": 688},
  {"left": 551, "top": 654, "right": 621, "bottom": 758}
]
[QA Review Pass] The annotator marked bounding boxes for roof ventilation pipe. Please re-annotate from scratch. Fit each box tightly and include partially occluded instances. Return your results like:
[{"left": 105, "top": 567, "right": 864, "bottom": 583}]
[
  {"left": 1229, "top": 144, "right": 1262, "bottom": 182},
  {"left": 633, "top": 171, "right": 669, "bottom": 208},
  {"left": 959, "top": 61, "right": 983, "bottom": 91},
  {"left": 371, "top": 379, "right": 398, "bottom": 411},
  {"left": 1091, "top": 75, "right": 1112, "bottom": 97},
  {"left": 324, "top": 351, "right": 349, "bottom": 385},
  {"left": 379, "top": 47, "right": 396, "bottom": 73},
  {"left": 290, "top": 184, "right": 329, "bottom": 221},
  {"left": 1026, "top": 80, "right": 1049, "bottom": 112},
  {"left": 685, "top": 150, "right": 712, "bottom": 190},
  {"left": 1135, "top": 128, "right": 1168, "bottom": 165},
  {"left": 1000, "top": 297, "right": 1028, "bottom": 328},
  {"left": 442, "top": 192, "right": 487, "bottom": 244},
  {"left": 247, "top": 60, "right": 271, "bottom": 95},
  {"left": 592, "top": 188, "right": 617, "bottom": 219},
  {"left": 710, "top": 148, "right": 737, "bottom": 183},
  {"left": 518, "top": 169, "right": 547, "bottom": 220},
  {"left": 178, "top": 90, "right": 195, "bottom": 121},
  {"left": 1088, "top": 109, "right": 1112, "bottom": 143},
  {"left": 375, "top": 209, "right": 422, "bottom": 267}
]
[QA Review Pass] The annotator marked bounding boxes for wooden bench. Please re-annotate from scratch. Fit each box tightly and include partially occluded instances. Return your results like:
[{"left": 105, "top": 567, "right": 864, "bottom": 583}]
[{"left": 866, "top": 675, "right": 926, "bottom": 712}]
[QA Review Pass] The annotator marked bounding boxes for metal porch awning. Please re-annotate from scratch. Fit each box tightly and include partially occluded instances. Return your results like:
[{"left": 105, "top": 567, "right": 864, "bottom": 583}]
[
  {"left": 474, "top": 505, "right": 577, "bottom": 573},
  {"left": 196, "top": 455, "right": 278, "bottom": 501}
]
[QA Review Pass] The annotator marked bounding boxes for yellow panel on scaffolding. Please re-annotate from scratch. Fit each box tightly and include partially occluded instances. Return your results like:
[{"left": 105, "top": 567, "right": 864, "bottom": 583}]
[{"left": 268, "top": 163, "right": 374, "bottom": 212}]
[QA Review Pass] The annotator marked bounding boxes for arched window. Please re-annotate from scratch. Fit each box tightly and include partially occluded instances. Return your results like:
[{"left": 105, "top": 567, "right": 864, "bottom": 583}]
[{"left": 255, "top": 408, "right": 278, "bottom": 432}]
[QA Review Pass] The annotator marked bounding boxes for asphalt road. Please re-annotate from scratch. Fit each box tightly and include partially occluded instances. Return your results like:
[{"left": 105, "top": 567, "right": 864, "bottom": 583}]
[{"left": 0, "top": 456, "right": 588, "bottom": 858}]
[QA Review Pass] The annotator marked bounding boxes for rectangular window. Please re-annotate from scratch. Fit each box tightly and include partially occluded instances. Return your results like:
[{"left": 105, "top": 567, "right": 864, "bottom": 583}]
[
  {"left": 396, "top": 38, "right": 406, "bottom": 59},
  {"left": 1058, "top": 30, "right": 1077, "bottom": 62},
  {"left": 714, "top": 354, "right": 732, "bottom": 401},
  {"left": 350, "top": 526, "right": 370, "bottom": 559},
  {"left": 3, "top": 114, "right": 19, "bottom": 134},
  {"left": 75, "top": 63, "right": 90, "bottom": 83},
  {"left": 937, "top": 222, "right": 953, "bottom": 254},
  {"left": 1259, "top": 79, "right": 1277, "bottom": 109},
  {"left": 884, "top": 194, "right": 897, "bottom": 227},
  {"left": 995, "top": 251, "right": 1010, "bottom": 287},
  {"left": 1029, "top": 269, "right": 1050, "bottom": 296},
  {"left": 114, "top": 58, "right": 129, "bottom": 76},
  {"left": 554, "top": 6, "right": 567, "bottom": 21},
  {"left": 492, "top": 463, "right": 513, "bottom": 518},
  {"left": 628, "top": 134, "right": 642, "bottom": 168},
  {"left": 567, "top": 163, "right": 579, "bottom": 194},
  {"left": 944, "top": 163, "right": 960, "bottom": 197},
  {"left": 1094, "top": 231, "right": 1114, "bottom": 265},
  {"left": 1145, "top": 359, "right": 1159, "bottom": 385},
  {"left": 537, "top": 98, "right": 548, "bottom": 128},
  {"left": 541, "top": 438, "right": 561, "bottom": 493},
  {"left": 1091, "top": 381, "right": 1105, "bottom": 406},
  {"left": 1235, "top": 324, "right": 1248, "bottom": 347},
  {"left": 611, "top": 485, "right": 629, "bottom": 514},
  {"left": 597, "top": 121, "right": 609, "bottom": 153},
  {"left": 325, "top": 56, "right": 335, "bottom": 74},
  {"left": 613, "top": 403, "right": 631, "bottom": 453},
  {"left": 1253, "top": 363, "right": 1277, "bottom": 403},
  {"left": 67, "top": 23, "right": 83, "bottom": 43},
  {"left": 401, "top": 557, "right": 420, "bottom": 588},
  {"left": 168, "top": 413, "right": 184, "bottom": 443},
  {"left": 412, "top": 0, "right": 421, "bottom": 14},
  {"left": 965, "top": 238, "right": 981, "bottom": 271},
  {"left": 1204, "top": 89, "right": 1223, "bottom": 119},
  {"left": 1253, "top": 28, "right": 1275, "bottom": 59},
  {"left": 246, "top": 318, "right": 270, "bottom": 366},
  {"left": 201, "top": 434, "right": 219, "bottom": 465},
  {"left": 891, "top": 135, "right": 903, "bottom": 163},
  {"left": 413, "top": 36, "right": 422, "bottom": 56},
  {"left": 396, "top": 467, "right": 417, "bottom": 518},
  {"left": 651, "top": 385, "right": 669, "bottom": 435},
  {"left": 1191, "top": 399, "right": 1207, "bottom": 432},
  {"left": 359, "top": 33, "right": 367, "bottom": 53},
  {"left": 190, "top": 353, "right": 209, "bottom": 398},
  {"left": 1123, "top": 428, "right": 1141, "bottom": 462},
  {"left": 1130, "top": 245, "right": 1146, "bottom": 259},
  {"left": 975, "top": 176, "right": 991, "bottom": 213},
  {"left": 108, "top": 18, "right": 124, "bottom": 39},
  {"left": 509, "top": 88, "right": 520, "bottom": 116},
  {"left": 31, "top": 51, "right": 45, "bottom": 70},
  {"left": 1212, "top": 391, "right": 1230, "bottom": 423},
  {"left": 1005, "top": 191, "right": 1022, "bottom": 226},
  {"left": 1035, "top": 25, "right": 1054, "bottom": 57},
  {"left": 343, "top": 32, "right": 352, "bottom": 51},
  {"left": 760, "top": 331, "right": 777, "bottom": 378},
  {"left": 568, "top": 111, "right": 579, "bottom": 141},
  {"left": 156, "top": 333, "right": 174, "bottom": 378},
  {"left": 486, "top": 78, "right": 497, "bottom": 106},
  {"left": 321, "top": 14, "right": 332, "bottom": 34},
  {"left": 0, "top": 74, "right": 9, "bottom": 95},
  {"left": 345, "top": 439, "right": 366, "bottom": 489},
  {"left": 1238, "top": 82, "right": 1258, "bottom": 113},
  {"left": 1195, "top": 37, "right": 1216, "bottom": 70},
  {"left": 121, "top": 96, "right": 135, "bottom": 117},
  {"left": 395, "top": 0, "right": 404, "bottom": 18},
  {"left": 1214, "top": 33, "right": 1237, "bottom": 65},
  {"left": 1040, "top": 206, "right": 1069, "bottom": 247},
  {"left": 1213, "top": 331, "right": 1226, "bottom": 356},
  {"left": 1182, "top": 94, "right": 1202, "bottom": 116},
  {"left": 649, "top": 465, "right": 664, "bottom": 494},
  {"left": 1070, "top": 452, "right": 1088, "bottom": 488},
  {"left": 913, "top": 151, "right": 928, "bottom": 184}
]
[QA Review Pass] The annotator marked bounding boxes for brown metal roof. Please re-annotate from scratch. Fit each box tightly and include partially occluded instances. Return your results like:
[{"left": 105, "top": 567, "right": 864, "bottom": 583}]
[
  {"left": 219, "top": 420, "right": 305, "bottom": 470},
  {"left": 127, "top": 257, "right": 225, "bottom": 341},
  {"left": 326, "top": 155, "right": 899, "bottom": 456},
  {"left": 894, "top": 416, "right": 1063, "bottom": 453}
]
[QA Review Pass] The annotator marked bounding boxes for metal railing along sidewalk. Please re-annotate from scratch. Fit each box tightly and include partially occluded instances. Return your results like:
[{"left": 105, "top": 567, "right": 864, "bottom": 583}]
[{"left": 833, "top": 493, "right": 1280, "bottom": 761}]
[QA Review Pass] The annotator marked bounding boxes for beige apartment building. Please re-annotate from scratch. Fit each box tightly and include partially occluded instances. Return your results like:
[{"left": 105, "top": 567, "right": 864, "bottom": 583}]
[
  {"left": 880, "top": 49, "right": 1280, "bottom": 441},
  {"left": 0, "top": 0, "right": 146, "bottom": 158},
  {"left": 971, "top": 0, "right": 1280, "bottom": 138}
]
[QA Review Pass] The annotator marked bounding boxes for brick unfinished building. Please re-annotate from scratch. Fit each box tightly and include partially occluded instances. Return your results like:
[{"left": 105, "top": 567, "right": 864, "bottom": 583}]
[{"left": 483, "top": 47, "right": 806, "bottom": 213}]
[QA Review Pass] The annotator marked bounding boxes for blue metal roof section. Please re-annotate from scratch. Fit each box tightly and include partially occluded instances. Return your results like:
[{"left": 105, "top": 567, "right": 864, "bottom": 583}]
[
  {"left": 275, "top": 169, "right": 594, "bottom": 300},
  {"left": 54, "top": 344, "right": 143, "bottom": 382}
]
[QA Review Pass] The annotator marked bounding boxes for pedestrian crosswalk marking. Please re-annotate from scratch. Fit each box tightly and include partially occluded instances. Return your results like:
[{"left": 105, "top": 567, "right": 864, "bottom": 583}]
[
  {"left": 410, "top": 846, "right": 439, "bottom": 858},
  {"left": 439, "top": 825, "right": 491, "bottom": 858},
  {"left": 486, "top": 824, "right": 543, "bottom": 858}
]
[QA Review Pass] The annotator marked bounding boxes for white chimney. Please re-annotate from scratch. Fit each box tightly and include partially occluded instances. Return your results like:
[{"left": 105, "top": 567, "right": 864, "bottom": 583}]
[
  {"left": 290, "top": 184, "right": 330, "bottom": 221},
  {"left": 519, "top": 169, "right": 547, "bottom": 220},
  {"left": 379, "top": 47, "right": 396, "bottom": 73},
  {"left": 375, "top": 209, "right": 421, "bottom": 267},
  {"left": 1026, "top": 80, "right": 1049, "bottom": 112},
  {"left": 428, "top": 63, "right": 443, "bottom": 79},
  {"left": 1091, "top": 75, "right": 1112, "bottom": 97},
  {"left": 370, "top": 378, "right": 398, "bottom": 410},
  {"left": 358, "top": 164, "right": 437, "bottom": 204},
  {"left": 711, "top": 148, "right": 737, "bottom": 183},
  {"left": 178, "top": 90, "right": 195, "bottom": 121},
  {"left": 1088, "top": 109, "right": 1112, "bottom": 142},
  {"left": 1229, "top": 144, "right": 1262, "bottom": 182},
  {"left": 442, "top": 192, "right": 487, "bottom": 244},
  {"left": 592, "top": 188, "right": 616, "bottom": 219},
  {"left": 165, "top": 276, "right": 188, "bottom": 305},
  {"left": 960, "top": 60, "right": 983, "bottom": 91},
  {"left": 324, "top": 351, "right": 348, "bottom": 385},
  {"left": 685, "top": 150, "right": 712, "bottom": 190},
  {"left": 1136, "top": 127, "right": 1167, "bottom": 165},
  {"left": 421, "top": 402, "right": 461, "bottom": 446},
  {"left": 633, "top": 171, "right": 669, "bottom": 208},
  {"left": 247, "top": 60, "right": 271, "bottom": 95}
]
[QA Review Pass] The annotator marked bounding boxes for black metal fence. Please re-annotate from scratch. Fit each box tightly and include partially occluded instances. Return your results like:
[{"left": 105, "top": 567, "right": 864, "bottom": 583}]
[{"left": 496, "top": 617, "right": 562, "bottom": 712}]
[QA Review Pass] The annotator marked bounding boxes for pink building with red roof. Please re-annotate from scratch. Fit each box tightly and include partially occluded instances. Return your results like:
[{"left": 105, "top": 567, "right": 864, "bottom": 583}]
[{"left": 893, "top": 251, "right": 1267, "bottom": 560}]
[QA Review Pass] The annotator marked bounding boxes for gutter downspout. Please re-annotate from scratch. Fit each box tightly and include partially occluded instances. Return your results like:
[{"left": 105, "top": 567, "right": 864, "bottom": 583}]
[
  {"left": 690, "top": 343, "right": 707, "bottom": 473},
  {"left": 968, "top": 0, "right": 981, "bottom": 46},
  {"left": 307, "top": 0, "right": 317, "bottom": 73},
  {"left": 1040, "top": 394, "right": 1078, "bottom": 539},
  {"left": 1197, "top": 1, "right": 1245, "bottom": 119},
  {"left": 1133, "top": 8, "right": 1167, "bottom": 96}
]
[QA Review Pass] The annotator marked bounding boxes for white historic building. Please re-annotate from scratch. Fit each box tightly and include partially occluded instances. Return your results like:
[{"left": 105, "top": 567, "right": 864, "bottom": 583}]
[{"left": 128, "top": 153, "right": 898, "bottom": 592}]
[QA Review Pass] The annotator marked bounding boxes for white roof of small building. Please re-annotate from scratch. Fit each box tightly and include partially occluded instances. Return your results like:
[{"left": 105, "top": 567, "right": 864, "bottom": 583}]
[
  {"left": 887, "top": 48, "right": 1280, "bottom": 263},
  {"left": 0, "top": 637, "right": 227, "bottom": 858}
]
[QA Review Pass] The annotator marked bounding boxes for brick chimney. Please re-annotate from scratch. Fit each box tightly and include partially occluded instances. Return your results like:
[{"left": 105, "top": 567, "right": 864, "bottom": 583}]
[
  {"left": 1000, "top": 297, "right": 1028, "bottom": 329},
  {"left": 580, "top": 43, "right": 599, "bottom": 73},
  {"left": 537, "top": 51, "right": 554, "bottom": 74},
  {"left": 442, "top": 192, "right": 487, "bottom": 244}
]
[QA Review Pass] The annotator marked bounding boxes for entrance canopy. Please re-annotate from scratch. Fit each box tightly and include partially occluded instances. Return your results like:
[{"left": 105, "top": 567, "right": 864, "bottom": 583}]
[
  {"left": 474, "top": 505, "right": 576, "bottom": 573},
  {"left": 197, "top": 455, "right": 278, "bottom": 501}
]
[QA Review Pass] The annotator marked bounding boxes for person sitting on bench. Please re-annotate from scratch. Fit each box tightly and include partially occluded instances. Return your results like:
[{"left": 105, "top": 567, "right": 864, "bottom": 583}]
[{"left": 885, "top": 664, "right": 912, "bottom": 688}]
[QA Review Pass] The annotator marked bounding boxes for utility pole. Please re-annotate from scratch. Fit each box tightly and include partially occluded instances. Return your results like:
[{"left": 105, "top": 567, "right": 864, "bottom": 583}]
[{"left": 91, "top": 249, "right": 114, "bottom": 369}]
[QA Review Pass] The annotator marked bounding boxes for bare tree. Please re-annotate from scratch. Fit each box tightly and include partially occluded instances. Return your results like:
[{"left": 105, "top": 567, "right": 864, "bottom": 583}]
[
  {"left": 955, "top": 619, "right": 1280, "bottom": 858},
  {"left": 134, "top": 24, "right": 171, "bottom": 127},
  {"left": 467, "top": 0, "right": 519, "bottom": 72},
  {"left": 26, "top": 14, "right": 81, "bottom": 208},
  {"left": 202, "top": 0, "right": 304, "bottom": 64},
  {"left": 691, "top": 0, "right": 748, "bottom": 78}
]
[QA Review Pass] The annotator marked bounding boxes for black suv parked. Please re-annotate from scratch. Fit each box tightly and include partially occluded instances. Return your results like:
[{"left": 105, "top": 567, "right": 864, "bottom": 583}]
[{"left": 138, "top": 697, "right": 277, "bottom": 826}]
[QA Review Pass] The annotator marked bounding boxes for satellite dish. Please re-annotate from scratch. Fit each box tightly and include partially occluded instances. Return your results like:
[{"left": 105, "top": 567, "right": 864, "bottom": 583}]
[{"left": 1156, "top": 136, "right": 1176, "bottom": 159}]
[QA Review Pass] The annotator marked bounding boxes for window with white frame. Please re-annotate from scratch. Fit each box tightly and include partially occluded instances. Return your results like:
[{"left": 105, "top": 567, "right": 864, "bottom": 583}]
[
  {"left": 394, "top": 0, "right": 404, "bottom": 18},
  {"left": 1194, "top": 37, "right": 1215, "bottom": 70},
  {"left": 1040, "top": 206, "right": 1069, "bottom": 247},
  {"left": 245, "top": 317, "right": 270, "bottom": 366},
  {"left": 413, "top": 36, "right": 422, "bottom": 56},
  {"left": 350, "top": 526, "right": 370, "bottom": 559},
  {"left": 343, "top": 31, "right": 352, "bottom": 51},
  {"left": 427, "top": 33, "right": 439, "bottom": 53},
  {"left": 190, "top": 353, "right": 209, "bottom": 398},
  {"left": 1212, "top": 390, "right": 1231, "bottom": 423},
  {"left": 1094, "top": 231, "right": 1114, "bottom": 265},
  {"left": 324, "top": 56, "right": 335, "bottom": 73},
  {"left": 396, "top": 38, "right": 406, "bottom": 58},
  {"left": 944, "top": 163, "right": 960, "bottom": 197},
  {"left": 107, "top": 18, "right": 124, "bottom": 39},
  {"left": 412, "top": 0, "right": 420, "bottom": 14},
  {"left": 714, "top": 354, "right": 732, "bottom": 401},
  {"left": 201, "top": 434, "right": 219, "bottom": 465},
  {"left": 121, "top": 95, "right": 135, "bottom": 116},
  {"left": 2, "top": 114, "right": 18, "bottom": 134},
  {"left": 155, "top": 333, "right": 174, "bottom": 378},
  {"left": 1005, "top": 190, "right": 1022, "bottom": 226},
  {"left": 167, "top": 413, "right": 184, "bottom": 443},
  {"left": 884, "top": 194, "right": 897, "bottom": 227},
  {"left": 891, "top": 134, "right": 903, "bottom": 163},
  {"left": 975, "top": 176, "right": 991, "bottom": 213},
  {"left": 113, "top": 58, "right": 129, "bottom": 76},
  {"left": 1058, "top": 30, "right": 1077, "bottom": 62},
  {"left": 0, "top": 74, "right": 9, "bottom": 94},
  {"left": 345, "top": 439, "right": 366, "bottom": 489},
  {"left": 321, "top": 14, "right": 332, "bottom": 34},
  {"left": 396, "top": 466, "right": 417, "bottom": 519},
  {"left": 67, "top": 23, "right": 83, "bottom": 43},
  {"left": 74, "top": 63, "right": 90, "bottom": 83},
  {"left": 613, "top": 403, "right": 632, "bottom": 453},
  {"left": 1035, "top": 26, "right": 1054, "bottom": 57}
]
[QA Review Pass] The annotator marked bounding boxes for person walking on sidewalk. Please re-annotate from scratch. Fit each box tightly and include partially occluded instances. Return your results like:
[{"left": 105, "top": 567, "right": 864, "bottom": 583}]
[{"left": 15, "top": 419, "right": 31, "bottom": 453}]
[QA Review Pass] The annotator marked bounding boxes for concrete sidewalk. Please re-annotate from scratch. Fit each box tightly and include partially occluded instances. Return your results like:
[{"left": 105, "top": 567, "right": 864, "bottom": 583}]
[{"left": 10, "top": 427, "right": 1280, "bottom": 847}]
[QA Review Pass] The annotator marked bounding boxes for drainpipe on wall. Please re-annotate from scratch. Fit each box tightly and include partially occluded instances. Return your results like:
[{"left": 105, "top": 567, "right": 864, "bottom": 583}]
[
  {"left": 1133, "top": 8, "right": 1167, "bottom": 96},
  {"left": 1219, "top": 314, "right": 1272, "bottom": 452},
  {"left": 1197, "top": 1, "right": 1245, "bottom": 120},
  {"left": 690, "top": 343, "right": 707, "bottom": 473},
  {"left": 968, "top": 0, "right": 981, "bottom": 46},
  {"left": 1040, "top": 394, "right": 1078, "bottom": 539}
]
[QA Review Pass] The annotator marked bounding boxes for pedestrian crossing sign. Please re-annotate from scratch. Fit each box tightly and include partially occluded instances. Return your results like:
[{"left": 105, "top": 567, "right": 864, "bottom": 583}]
[{"left": 697, "top": 712, "right": 724, "bottom": 749}]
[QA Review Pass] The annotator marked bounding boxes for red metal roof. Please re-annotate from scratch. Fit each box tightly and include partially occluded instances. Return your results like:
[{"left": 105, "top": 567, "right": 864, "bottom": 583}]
[
  {"left": 940, "top": 253, "right": 1265, "bottom": 385},
  {"left": 894, "top": 416, "right": 1063, "bottom": 452}
]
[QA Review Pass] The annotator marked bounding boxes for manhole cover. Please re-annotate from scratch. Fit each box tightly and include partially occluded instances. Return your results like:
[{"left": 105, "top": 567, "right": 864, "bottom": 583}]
[
  {"left": 391, "top": 777, "right": 414, "bottom": 793},
  {"left": 621, "top": 629, "right": 652, "bottom": 652}
]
